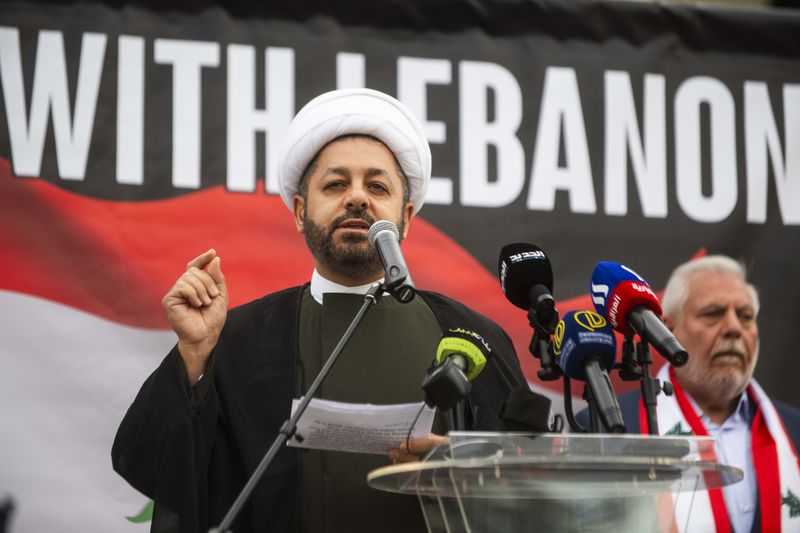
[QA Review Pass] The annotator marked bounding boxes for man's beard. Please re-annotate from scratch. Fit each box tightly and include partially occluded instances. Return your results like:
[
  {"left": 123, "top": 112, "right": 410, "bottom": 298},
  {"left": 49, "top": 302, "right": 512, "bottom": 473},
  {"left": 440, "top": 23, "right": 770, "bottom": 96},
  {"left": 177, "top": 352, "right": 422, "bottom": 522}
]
[
  {"left": 677, "top": 342, "right": 758, "bottom": 406},
  {"left": 303, "top": 208, "right": 406, "bottom": 282}
]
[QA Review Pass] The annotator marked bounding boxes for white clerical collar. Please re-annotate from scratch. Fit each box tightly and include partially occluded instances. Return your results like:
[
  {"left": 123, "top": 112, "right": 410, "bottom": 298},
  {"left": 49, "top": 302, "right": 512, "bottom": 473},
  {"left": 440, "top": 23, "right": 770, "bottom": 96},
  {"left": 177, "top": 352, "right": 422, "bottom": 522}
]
[{"left": 309, "top": 269, "right": 384, "bottom": 305}]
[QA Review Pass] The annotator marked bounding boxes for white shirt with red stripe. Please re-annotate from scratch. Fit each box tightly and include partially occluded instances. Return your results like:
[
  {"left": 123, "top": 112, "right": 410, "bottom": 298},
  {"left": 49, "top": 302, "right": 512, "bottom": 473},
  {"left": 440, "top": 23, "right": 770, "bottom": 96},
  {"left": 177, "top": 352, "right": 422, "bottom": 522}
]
[{"left": 689, "top": 393, "right": 757, "bottom": 533}]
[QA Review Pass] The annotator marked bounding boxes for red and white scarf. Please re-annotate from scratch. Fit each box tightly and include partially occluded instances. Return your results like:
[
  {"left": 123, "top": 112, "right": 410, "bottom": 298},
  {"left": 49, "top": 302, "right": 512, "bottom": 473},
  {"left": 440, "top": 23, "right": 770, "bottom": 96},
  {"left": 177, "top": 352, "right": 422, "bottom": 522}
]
[{"left": 638, "top": 364, "right": 800, "bottom": 532}]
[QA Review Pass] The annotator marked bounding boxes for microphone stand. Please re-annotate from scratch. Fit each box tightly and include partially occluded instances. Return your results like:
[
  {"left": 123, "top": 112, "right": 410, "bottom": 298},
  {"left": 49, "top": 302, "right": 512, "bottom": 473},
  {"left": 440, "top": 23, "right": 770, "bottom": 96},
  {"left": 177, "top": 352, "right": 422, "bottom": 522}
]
[
  {"left": 636, "top": 340, "right": 660, "bottom": 435},
  {"left": 448, "top": 402, "right": 466, "bottom": 431},
  {"left": 209, "top": 282, "right": 386, "bottom": 533},
  {"left": 617, "top": 336, "right": 673, "bottom": 436},
  {"left": 583, "top": 382, "right": 604, "bottom": 433},
  {"left": 526, "top": 308, "right": 560, "bottom": 381}
]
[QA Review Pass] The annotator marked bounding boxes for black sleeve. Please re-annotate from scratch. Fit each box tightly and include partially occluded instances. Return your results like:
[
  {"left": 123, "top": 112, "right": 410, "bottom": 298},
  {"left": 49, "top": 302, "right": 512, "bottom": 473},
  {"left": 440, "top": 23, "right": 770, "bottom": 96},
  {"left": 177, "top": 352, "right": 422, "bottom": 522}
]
[
  {"left": 417, "top": 290, "right": 535, "bottom": 431},
  {"left": 773, "top": 398, "right": 800, "bottom": 449},
  {"left": 112, "top": 346, "right": 219, "bottom": 533},
  {"left": 173, "top": 349, "right": 216, "bottom": 412},
  {"left": 469, "top": 322, "right": 537, "bottom": 431}
]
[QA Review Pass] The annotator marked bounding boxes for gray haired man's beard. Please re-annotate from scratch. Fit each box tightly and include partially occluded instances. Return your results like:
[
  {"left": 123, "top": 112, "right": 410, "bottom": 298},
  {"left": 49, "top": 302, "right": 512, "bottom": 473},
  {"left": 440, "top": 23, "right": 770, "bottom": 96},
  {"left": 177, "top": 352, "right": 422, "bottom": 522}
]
[{"left": 302, "top": 208, "right": 406, "bottom": 282}]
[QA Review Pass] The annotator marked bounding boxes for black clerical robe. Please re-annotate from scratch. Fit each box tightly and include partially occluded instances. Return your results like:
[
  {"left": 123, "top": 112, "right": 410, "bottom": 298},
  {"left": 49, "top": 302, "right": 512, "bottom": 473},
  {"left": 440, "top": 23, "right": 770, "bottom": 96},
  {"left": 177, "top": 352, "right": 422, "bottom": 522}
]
[{"left": 112, "top": 285, "right": 528, "bottom": 533}]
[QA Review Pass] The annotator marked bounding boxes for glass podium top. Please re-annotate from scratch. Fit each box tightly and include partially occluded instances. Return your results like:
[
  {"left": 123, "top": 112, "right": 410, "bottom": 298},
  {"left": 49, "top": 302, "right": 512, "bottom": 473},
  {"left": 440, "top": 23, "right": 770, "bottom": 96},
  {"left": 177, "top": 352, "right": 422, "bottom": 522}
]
[{"left": 368, "top": 432, "right": 742, "bottom": 499}]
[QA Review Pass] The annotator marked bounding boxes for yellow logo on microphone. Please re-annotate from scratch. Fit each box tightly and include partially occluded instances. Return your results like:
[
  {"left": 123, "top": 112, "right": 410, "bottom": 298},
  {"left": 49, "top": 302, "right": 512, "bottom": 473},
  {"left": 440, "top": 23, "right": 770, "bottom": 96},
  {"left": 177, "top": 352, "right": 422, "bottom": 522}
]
[
  {"left": 574, "top": 310, "right": 607, "bottom": 331},
  {"left": 553, "top": 319, "right": 565, "bottom": 355}
]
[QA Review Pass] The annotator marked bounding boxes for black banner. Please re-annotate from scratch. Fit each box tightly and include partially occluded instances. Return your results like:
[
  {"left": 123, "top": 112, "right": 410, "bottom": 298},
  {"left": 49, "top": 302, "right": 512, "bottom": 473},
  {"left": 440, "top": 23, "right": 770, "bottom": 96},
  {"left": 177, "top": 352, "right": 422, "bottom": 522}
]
[{"left": 1, "top": 0, "right": 798, "bottom": 402}]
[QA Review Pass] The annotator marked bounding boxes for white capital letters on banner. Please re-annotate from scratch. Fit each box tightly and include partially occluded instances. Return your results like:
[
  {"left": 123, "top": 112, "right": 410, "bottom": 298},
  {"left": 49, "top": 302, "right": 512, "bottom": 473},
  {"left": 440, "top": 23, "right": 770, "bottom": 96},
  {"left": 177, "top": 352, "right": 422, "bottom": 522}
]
[
  {"left": 674, "top": 76, "right": 737, "bottom": 223},
  {"left": 528, "top": 66, "right": 596, "bottom": 214},
  {"left": 226, "top": 45, "right": 294, "bottom": 193},
  {"left": 0, "top": 28, "right": 105, "bottom": 180},
  {"left": 398, "top": 56, "right": 453, "bottom": 205},
  {"left": 336, "top": 52, "right": 365, "bottom": 89},
  {"left": 745, "top": 81, "right": 800, "bottom": 225},
  {"left": 117, "top": 35, "right": 144, "bottom": 185},
  {"left": 604, "top": 71, "right": 667, "bottom": 218},
  {"left": 459, "top": 60, "right": 524, "bottom": 208},
  {"left": 154, "top": 38, "right": 219, "bottom": 189}
]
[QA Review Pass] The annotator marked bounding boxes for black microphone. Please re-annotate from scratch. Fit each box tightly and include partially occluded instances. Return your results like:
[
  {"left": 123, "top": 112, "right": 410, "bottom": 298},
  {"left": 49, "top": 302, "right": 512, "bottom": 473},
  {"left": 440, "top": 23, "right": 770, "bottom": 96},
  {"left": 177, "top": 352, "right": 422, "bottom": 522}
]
[
  {"left": 498, "top": 243, "right": 556, "bottom": 331},
  {"left": 368, "top": 220, "right": 415, "bottom": 303},
  {"left": 498, "top": 243, "right": 561, "bottom": 381}
]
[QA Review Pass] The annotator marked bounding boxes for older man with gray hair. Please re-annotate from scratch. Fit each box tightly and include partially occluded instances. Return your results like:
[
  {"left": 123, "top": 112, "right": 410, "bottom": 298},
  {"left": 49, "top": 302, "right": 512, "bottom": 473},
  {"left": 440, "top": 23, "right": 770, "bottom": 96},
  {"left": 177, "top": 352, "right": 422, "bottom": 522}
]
[{"left": 614, "top": 255, "right": 800, "bottom": 532}]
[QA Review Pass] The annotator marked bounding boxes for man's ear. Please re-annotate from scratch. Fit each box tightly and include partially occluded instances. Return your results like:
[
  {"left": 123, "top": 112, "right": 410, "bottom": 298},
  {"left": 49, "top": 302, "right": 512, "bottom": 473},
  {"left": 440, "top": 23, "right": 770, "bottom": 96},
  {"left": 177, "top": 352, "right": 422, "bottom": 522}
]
[
  {"left": 663, "top": 314, "right": 676, "bottom": 332},
  {"left": 401, "top": 203, "right": 414, "bottom": 239},
  {"left": 293, "top": 195, "right": 305, "bottom": 233}
]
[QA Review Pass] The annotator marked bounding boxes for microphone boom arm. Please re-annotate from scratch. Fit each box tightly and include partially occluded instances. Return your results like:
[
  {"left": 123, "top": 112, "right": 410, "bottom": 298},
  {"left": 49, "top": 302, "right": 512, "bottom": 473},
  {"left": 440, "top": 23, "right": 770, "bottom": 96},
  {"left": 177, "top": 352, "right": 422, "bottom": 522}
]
[{"left": 209, "top": 282, "right": 386, "bottom": 533}]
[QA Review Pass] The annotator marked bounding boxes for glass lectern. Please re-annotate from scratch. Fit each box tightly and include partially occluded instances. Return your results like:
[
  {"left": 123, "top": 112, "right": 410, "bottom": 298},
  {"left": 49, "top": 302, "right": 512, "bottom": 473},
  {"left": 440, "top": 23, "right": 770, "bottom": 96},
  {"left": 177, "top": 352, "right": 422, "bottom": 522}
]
[{"left": 368, "top": 433, "right": 742, "bottom": 532}]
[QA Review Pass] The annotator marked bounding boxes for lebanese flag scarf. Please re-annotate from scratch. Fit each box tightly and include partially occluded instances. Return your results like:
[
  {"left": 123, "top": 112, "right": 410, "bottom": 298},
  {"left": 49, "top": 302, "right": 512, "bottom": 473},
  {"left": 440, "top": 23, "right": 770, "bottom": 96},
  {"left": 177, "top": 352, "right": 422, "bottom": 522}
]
[{"left": 638, "top": 364, "right": 800, "bottom": 532}]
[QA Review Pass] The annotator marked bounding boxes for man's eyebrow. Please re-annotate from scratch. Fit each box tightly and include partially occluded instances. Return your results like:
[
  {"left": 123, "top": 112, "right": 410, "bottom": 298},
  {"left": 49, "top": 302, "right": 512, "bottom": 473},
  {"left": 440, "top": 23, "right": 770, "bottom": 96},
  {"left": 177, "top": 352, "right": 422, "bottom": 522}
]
[
  {"left": 322, "top": 166, "right": 351, "bottom": 178},
  {"left": 696, "top": 302, "right": 755, "bottom": 314},
  {"left": 319, "top": 166, "right": 396, "bottom": 183},
  {"left": 697, "top": 303, "right": 726, "bottom": 313},
  {"left": 364, "top": 168, "right": 390, "bottom": 179}
]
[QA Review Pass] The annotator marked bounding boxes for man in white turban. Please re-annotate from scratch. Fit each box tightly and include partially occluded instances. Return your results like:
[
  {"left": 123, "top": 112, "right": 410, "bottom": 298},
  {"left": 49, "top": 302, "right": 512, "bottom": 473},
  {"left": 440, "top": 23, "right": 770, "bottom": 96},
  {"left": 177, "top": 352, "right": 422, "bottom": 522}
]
[{"left": 112, "top": 89, "right": 531, "bottom": 533}]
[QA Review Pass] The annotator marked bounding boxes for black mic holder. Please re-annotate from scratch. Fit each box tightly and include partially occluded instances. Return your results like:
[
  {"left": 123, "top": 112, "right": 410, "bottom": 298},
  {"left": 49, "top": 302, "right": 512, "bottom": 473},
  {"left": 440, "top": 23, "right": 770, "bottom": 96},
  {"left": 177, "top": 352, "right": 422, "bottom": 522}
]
[
  {"left": 422, "top": 357, "right": 471, "bottom": 412},
  {"left": 526, "top": 307, "right": 561, "bottom": 382},
  {"left": 617, "top": 336, "right": 642, "bottom": 381},
  {"left": 563, "top": 374, "right": 624, "bottom": 434},
  {"left": 615, "top": 336, "right": 673, "bottom": 435},
  {"left": 209, "top": 282, "right": 388, "bottom": 533},
  {"left": 584, "top": 382, "right": 603, "bottom": 433}
]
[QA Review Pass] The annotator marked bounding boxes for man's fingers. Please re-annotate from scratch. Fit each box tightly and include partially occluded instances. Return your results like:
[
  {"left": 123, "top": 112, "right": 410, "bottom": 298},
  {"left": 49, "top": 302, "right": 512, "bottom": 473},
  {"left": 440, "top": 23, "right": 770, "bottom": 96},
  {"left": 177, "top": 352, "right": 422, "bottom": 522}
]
[
  {"left": 172, "top": 279, "right": 205, "bottom": 308},
  {"left": 388, "top": 434, "right": 449, "bottom": 464},
  {"left": 186, "top": 266, "right": 220, "bottom": 298},
  {"left": 182, "top": 271, "right": 214, "bottom": 305},
  {"left": 163, "top": 251, "right": 227, "bottom": 313},
  {"left": 404, "top": 434, "right": 449, "bottom": 455},
  {"left": 387, "top": 448, "right": 419, "bottom": 464},
  {"left": 186, "top": 249, "right": 216, "bottom": 271},
  {"left": 206, "top": 256, "right": 227, "bottom": 295}
]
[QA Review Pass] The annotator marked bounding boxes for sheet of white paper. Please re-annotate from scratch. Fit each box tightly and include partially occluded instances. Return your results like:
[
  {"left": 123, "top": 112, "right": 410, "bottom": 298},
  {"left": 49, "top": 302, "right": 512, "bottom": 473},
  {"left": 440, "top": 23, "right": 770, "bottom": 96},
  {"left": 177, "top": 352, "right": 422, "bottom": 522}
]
[{"left": 287, "top": 398, "right": 435, "bottom": 455}]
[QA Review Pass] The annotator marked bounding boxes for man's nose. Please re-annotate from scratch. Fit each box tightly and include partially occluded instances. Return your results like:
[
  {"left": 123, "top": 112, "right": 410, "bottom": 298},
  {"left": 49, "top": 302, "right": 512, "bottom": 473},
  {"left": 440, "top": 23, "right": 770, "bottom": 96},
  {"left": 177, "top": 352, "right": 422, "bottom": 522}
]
[
  {"left": 345, "top": 184, "right": 369, "bottom": 211},
  {"left": 721, "top": 307, "right": 743, "bottom": 338}
]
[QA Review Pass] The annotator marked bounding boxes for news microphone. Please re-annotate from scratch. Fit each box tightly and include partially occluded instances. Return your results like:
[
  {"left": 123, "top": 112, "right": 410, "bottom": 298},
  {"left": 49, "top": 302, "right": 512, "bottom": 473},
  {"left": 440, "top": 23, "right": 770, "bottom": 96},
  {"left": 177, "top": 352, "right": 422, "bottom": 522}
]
[
  {"left": 498, "top": 243, "right": 556, "bottom": 330},
  {"left": 368, "top": 220, "right": 415, "bottom": 303},
  {"left": 590, "top": 262, "right": 688, "bottom": 367},
  {"left": 422, "top": 328, "right": 490, "bottom": 411},
  {"left": 554, "top": 310, "right": 625, "bottom": 433}
]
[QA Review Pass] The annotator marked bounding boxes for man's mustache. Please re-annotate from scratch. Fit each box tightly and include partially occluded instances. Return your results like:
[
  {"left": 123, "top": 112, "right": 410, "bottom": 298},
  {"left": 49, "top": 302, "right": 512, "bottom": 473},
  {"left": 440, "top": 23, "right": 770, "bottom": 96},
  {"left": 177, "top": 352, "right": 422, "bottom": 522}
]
[
  {"left": 711, "top": 346, "right": 747, "bottom": 360},
  {"left": 328, "top": 210, "right": 376, "bottom": 232}
]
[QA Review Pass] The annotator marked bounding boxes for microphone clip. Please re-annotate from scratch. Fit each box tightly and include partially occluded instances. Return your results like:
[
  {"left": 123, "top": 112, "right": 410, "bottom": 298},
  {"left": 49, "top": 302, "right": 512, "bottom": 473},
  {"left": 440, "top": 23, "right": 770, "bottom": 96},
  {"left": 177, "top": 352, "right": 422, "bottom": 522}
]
[
  {"left": 422, "top": 358, "right": 471, "bottom": 412},
  {"left": 526, "top": 284, "right": 558, "bottom": 334},
  {"left": 527, "top": 304, "right": 561, "bottom": 382},
  {"left": 616, "top": 336, "right": 642, "bottom": 381}
]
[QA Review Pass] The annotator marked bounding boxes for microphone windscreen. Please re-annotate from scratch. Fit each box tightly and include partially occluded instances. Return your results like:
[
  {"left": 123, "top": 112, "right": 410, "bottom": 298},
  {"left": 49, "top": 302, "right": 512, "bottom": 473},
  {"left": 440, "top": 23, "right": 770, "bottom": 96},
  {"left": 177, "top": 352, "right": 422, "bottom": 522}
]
[
  {"left": 497, "top": 243, "right": 553, "bottom": 311},
  {"left": 436, "top": 328, "right": 490, "bottom": 380},
  {"left": 553, "top": 310, "right": 616, "bottom": 381},
  {"left": 367, "top": 220, "right": 399, "bottom": 246},
  {"left": 590, "top": 262, "right": 661, "bottom": 334}
]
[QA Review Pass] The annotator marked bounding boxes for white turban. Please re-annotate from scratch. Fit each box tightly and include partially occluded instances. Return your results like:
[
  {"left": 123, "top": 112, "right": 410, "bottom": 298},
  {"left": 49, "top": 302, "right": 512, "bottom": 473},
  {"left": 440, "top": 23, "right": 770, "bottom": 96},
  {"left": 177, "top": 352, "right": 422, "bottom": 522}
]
[{"left": 277, "top": 88, "right": 432, "bottom": 215}]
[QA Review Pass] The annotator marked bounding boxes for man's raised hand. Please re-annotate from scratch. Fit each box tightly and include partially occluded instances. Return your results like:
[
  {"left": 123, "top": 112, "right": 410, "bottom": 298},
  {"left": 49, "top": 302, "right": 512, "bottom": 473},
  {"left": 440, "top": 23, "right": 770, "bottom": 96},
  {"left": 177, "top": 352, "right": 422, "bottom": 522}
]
[{"left": 162, "top": 249, "right": 229, "bottom": 382}]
